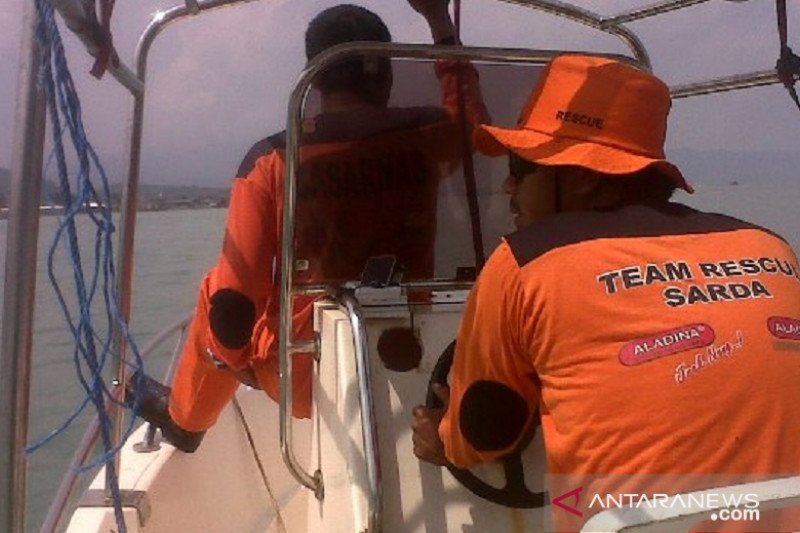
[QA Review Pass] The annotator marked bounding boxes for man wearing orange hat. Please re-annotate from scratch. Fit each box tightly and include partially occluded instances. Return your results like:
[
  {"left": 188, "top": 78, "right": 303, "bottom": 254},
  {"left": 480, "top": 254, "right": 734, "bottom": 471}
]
[{"left": 412, "top": 54, "right": 800, "bottom": 530}]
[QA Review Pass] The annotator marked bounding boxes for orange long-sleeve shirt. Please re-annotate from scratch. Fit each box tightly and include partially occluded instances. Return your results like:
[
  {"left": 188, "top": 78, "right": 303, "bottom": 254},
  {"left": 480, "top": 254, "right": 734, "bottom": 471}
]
[{"left": 204, "top": 61, "right": 488, "bottom": 416}]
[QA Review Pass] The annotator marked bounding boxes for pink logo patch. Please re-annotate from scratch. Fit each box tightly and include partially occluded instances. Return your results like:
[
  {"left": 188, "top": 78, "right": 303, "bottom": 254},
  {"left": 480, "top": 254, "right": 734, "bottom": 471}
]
[
  {"left": 768, "top": 316, "right": 800, "bottom": 340},
  {"left": 619, "top": 324, "right": 716, "bottom": 366}
]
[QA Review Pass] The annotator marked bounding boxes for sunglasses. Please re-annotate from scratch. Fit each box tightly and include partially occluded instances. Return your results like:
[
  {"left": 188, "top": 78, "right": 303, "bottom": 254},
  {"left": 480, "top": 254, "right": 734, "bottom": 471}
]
[{"left": 508, "top": 154, "right": 540, "bottom": 182}]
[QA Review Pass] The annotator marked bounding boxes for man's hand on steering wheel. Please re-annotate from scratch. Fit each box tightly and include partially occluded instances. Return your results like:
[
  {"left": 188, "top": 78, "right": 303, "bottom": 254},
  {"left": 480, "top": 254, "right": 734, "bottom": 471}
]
[
  {"left": 413, "top": 340, "right": 547, "bottom": 508},
  {"left": 412, "top": 383, "right": 450, "bottom": 466}
]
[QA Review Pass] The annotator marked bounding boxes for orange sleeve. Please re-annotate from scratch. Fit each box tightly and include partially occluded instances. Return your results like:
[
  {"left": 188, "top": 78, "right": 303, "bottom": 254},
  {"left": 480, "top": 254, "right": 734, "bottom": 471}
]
[
  {"left": 417, "top": 60, "right": 489, "bottom": 180},
  {"left": 439, "top": 241, "right": 541, "bottom": 468},
  {"left": 206, "top": 154, "right": 281, "bottom": 369},
  {"left": 435, "top": 59, "right": 490, "bottom": 127}
]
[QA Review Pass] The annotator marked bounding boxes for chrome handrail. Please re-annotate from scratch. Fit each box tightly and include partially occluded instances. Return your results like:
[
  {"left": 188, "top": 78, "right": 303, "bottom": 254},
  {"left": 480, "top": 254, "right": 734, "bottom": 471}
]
[
  {"left": 671, "top": 70, "right": 782, "bottom": 99},
  {"left": 602, "top": 0, "right": 713, "bottom": 26},
  {"left": 51, "top": 0, "right": 143, "bottom": 94},
  {"left": 292, "top": 280, "right": 475, "bottom": 296},
  {"left": 339, "top": 291, "right": 383, "bottom": 532},
  {"left": 0, "top": 3, "right": 47, "bottom": 531},
  {"left": 500, "top": 0, "right": 651, "bottom": 68}
]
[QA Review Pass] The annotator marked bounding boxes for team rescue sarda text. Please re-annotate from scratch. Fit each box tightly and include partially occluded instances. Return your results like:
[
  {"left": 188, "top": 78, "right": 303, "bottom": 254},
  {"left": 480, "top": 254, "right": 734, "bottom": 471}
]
[{"left": 596, "top": 257, "right": 800, "bottom": 307}]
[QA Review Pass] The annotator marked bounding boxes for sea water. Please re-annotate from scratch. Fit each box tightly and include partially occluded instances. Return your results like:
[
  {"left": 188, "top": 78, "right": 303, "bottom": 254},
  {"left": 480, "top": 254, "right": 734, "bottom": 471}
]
[
  {"left": 0, "top": 208, "right": 226, "bottom": 531},
  {"left": 0, "top": 183, "right": 798, "bottom": 532}
]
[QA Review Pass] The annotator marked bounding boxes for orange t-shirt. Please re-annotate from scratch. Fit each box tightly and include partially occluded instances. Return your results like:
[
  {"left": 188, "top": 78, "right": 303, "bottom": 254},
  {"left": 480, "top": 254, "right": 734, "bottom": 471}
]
[{"left": 440, "top": 203, "right": 800, "bottom": 529}]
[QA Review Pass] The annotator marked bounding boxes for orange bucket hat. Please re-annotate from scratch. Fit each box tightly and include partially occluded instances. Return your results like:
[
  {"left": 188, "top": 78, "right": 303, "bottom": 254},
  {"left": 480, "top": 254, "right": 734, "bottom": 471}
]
[{"left": 475, "top": 54, "right": 693, "bottom": 193}]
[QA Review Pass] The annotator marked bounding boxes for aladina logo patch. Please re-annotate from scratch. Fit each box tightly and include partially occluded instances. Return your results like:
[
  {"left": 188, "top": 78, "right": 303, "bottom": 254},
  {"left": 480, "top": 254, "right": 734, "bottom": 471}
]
[
  {"left": 619, "top": 323, "right": 715, "bottom": 366},
  {"left": 768, "top": 316, "right": 800, "bottom": 340}
]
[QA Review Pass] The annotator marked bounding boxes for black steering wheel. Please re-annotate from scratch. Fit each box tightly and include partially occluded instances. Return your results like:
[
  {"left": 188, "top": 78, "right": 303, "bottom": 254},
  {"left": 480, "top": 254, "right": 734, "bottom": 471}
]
[{"left": 425, "top": 340, "right": 548, "bottom": 508}]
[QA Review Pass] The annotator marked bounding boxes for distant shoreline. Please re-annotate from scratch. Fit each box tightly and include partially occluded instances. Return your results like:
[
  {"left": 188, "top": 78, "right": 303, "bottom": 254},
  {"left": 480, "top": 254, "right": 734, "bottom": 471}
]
[{"left": 0, "top": 203, "right": 227, "bottom": 221}]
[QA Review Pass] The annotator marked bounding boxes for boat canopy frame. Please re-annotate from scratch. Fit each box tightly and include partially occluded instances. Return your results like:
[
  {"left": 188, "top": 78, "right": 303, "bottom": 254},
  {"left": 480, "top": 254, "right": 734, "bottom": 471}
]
[{"left": 0, "top": 0, "right": 786, "bottom": 531}]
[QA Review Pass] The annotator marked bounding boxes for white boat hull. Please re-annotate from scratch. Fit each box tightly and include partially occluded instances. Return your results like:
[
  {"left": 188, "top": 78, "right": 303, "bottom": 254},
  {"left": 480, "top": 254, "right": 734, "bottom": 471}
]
[{"left": 66, "top": 299, "right": 549, "bottom": 532}]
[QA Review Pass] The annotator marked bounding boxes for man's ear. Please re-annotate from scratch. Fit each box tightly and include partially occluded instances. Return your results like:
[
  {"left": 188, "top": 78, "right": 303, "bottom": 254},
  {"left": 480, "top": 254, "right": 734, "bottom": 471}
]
[
  {"left": 558, "top": 167, "right": 622, "bottom": 211},
  {"left": 564, "top": 167, "right": 601, "bottom": 196},
  {"left": 555, "top": 167, "right": 596, "bottom": 209}
]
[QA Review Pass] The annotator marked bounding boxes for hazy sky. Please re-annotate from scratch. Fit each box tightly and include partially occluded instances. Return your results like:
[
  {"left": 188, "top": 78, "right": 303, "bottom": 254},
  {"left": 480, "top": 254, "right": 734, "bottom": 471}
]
[{"left": 1, "top": 0, "right": 798, "bottom": 187}]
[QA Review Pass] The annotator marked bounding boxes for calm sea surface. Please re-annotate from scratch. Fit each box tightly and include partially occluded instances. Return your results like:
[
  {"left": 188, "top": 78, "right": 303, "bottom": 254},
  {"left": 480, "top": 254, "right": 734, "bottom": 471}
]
[
  {"left": 0, "top": 208, "right": 227, "bottom": 532},
  {"left": 0, "top": 184, "right": 798, "bottom": 531}
]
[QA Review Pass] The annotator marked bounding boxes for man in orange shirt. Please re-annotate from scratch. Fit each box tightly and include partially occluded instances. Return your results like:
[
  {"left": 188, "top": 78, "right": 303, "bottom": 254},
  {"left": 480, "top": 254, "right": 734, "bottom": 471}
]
[
  {"left": 412, "top": 54, "right": 800, "bottom": 531},
  {"left": 128, "top": 1, "right": 487, "bottom": 452}
]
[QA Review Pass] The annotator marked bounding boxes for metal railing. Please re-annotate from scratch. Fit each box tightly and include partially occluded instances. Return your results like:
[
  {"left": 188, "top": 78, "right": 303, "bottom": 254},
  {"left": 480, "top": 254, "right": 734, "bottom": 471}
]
[
  {"left": 0, "top": 3, "right": 47, "bottom": 531},
  {"left": 671, "top": 70, "right": 782, "bottom": 99},
  {"left": 601, "top": 0, "right": 714, "bottom": 26},
  {"left": 500, "top": 0, "right": 651, "bottom": 68},
  {"left": 339, "top": 291, "right": 383, "bottom": 532},
  {"left": 51, "top": 0, "right": 143, "bottom": 94}
]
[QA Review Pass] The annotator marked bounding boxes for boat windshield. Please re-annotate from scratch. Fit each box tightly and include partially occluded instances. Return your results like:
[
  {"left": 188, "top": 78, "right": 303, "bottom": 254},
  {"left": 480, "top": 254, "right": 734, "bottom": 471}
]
[{"left": 292, "top": 57, "right": 550, "bottom": 284}]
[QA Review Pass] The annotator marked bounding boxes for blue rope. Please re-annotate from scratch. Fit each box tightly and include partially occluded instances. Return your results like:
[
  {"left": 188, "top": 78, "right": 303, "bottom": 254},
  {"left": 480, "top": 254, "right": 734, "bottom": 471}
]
[{"left": 30, "top": 1, "right": 148, "bottom": 531}]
